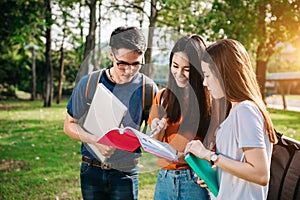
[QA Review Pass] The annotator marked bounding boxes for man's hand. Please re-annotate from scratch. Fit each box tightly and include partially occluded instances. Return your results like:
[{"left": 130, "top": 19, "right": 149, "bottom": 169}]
[{"left": 95, "top": 143, "right": 116, "bottom": 158}]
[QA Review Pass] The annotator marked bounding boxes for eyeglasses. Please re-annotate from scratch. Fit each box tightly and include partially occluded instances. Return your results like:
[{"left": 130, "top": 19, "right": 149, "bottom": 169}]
[{"left": 113, "top": 52, "right": 144, "bottom": 70}]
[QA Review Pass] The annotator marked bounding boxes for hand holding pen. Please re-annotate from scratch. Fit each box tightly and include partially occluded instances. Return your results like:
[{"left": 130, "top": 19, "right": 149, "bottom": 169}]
[{"left": 149, "top": 118, "right": 167, "bottom": 138}]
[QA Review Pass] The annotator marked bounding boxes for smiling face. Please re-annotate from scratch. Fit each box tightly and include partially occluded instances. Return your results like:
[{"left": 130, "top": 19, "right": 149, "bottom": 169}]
[
  {"left": 201, "top": 61, "right": 225, "bottom": 99},
  {"left": 171, "top": 52, "right": 190, "bottom": 88}
]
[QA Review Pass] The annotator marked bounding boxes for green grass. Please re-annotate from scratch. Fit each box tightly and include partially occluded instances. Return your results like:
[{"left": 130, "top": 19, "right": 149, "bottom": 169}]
[
  {"left": 0, "top": 100, "right": 82, "bottom": 199},
  {"left": 269, "top": 108, "right": 300, "bottom": 140},
  {"left": 1, "top": 100, "right": 300, "bottom": 199},
  {"left": 0, "top": 100, "right": 158, "bottom": 200}
]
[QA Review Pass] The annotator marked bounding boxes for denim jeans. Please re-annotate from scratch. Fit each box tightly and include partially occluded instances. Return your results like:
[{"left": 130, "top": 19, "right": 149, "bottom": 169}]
[
  {"left": 80, "top": 162, "right": 138, "bottom": 200},
  {"left": 154, "top": 168, "right": 210, "bottom": 200}
]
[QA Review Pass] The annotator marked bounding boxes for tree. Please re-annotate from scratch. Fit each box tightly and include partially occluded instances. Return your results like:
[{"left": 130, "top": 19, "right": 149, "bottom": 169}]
[
  {"left": 0, "top": 0, "right": 45, "bottom": 98},
  {"left": 54, "top": 0, "right": 78, "bottom": 104},
  {"left": 95, "top": 0, "right": 102, "bottom": 70},
  {"left": 80, "top": 0, "right": 97, "bottom": 78},
  {"left": 24, "top": 44, "right": 39, "bottom": 100},
  {"left": 193, "top": 0, "right": 300, "bottom": 101},
  {"left": 258, "top": 0, "right": 300, "bottom": 99},
  {"left": 44, "top": 0, "right": 54, "bottom": 107}
]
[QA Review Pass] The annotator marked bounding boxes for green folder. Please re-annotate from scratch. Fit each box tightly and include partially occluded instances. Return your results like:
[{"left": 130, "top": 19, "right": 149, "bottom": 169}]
[{"left": 185, "top": 153, "right": 219, "bottom": 197}]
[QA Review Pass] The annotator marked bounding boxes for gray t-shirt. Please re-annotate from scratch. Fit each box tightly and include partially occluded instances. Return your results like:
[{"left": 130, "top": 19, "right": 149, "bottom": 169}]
[
  {"left": 67, "top": 70, "right": 151, "bottom": 172},
  {"left": 214, "top": 100, "right": 272, "bottom": 199}
]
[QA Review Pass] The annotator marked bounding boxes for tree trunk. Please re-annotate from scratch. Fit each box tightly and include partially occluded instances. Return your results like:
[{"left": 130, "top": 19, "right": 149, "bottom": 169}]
[
  {"left": 279, "top": 82, "right": 287, "bottom": 110},
  {"left": 143, "top": 0, "right": 157, "bottom": 77},
  {"left": 44, "top": 0, "right": 53, "bottom": 107},
  {"left": 56, "top": 13, "right": 67, "bottom": 105},
  {"left": 31, "top": 47, "right": 36, "bottom": 101},
  {"left": 94, "top": 1, "right": 102, "bottom": 70},
  {"left": 255, "top": 4, "right": 267, "bottom": 103},
  {"left": 255, "top": 60, "right": 268, "bottom": 102},
  {"left": 81, "top": 0, "right": 97, "bottom": 78},
  {"left": 56, "top": 46, "right": 64, "bottom": 104},
  {"left": 79, "top": 1, "right": 84, "bottom": 61},
  {"left": 79, "top": 1, "right": 84, "bottom": 42}
]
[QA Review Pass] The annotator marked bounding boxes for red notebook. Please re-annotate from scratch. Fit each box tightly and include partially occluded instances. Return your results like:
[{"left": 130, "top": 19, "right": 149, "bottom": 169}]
[
  {"left": 97, "top": 127, "right": 178, "bottom": 161},
  {"left": 98, "top": 128, "right": 140, "bottom": 152}
]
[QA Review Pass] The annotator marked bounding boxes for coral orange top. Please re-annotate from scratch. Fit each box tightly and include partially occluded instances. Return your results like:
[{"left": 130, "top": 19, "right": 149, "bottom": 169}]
[{"left": 148, "top": 89, "right": 197, "bottom": 170}]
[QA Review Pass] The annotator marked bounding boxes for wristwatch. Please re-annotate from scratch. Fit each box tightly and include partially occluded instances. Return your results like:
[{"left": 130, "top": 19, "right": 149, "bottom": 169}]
[{"left": 210, "top": 153, "right": 219, "bottom": 166}]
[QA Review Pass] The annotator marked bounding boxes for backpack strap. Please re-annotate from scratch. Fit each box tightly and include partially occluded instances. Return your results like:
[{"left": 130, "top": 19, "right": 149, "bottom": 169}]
[
  {"left": 141, "top": 74, "right": 155, "bottom": 133},
  {"left": 85, "top": 69, "right": 104, "bottom": 104},
  {"left": 158, "top": 88, "right": 165, "bottom": 105}
]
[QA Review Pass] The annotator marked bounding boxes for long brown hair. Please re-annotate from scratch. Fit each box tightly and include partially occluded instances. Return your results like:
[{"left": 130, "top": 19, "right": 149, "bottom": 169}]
[
  {"left": 203, "top": 39, "right": 277, "bottom": 143},
  {"left": 163, "top": 35, "right": 211, "bottom": 140}
]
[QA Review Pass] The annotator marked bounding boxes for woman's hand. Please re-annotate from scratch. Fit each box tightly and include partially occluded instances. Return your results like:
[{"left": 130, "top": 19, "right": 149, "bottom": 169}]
[
  {"left": 195, "top": 174, "right": 208, "bottom": 188},
  {"left": 197, "top": 177, "right": 211, "bottom": 194},
  {"left": 150, "top": 118, "right": 167, "bottom": 135},
  {"left": 184, "top": 140, "right": 211, "bottom": 161}
]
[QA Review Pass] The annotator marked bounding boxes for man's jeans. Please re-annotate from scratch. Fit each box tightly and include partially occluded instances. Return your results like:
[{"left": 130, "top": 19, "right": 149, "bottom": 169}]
[
  {"left": 80, "top": 162, "right": 138, "bottom": 200},
  {"left": 154, "top": 168, "right": 210, "bottom": 200}
]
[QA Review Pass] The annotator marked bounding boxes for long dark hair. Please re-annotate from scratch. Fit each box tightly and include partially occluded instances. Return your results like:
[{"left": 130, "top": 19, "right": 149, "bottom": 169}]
[{"left": 163, "top": 35, "right": 211, "bottom": 140}]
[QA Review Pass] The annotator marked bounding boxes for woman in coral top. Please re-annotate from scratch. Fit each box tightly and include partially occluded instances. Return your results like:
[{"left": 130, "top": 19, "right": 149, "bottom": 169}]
[{"left": 148, "top": 35, "right": 211, "bottom": 200}]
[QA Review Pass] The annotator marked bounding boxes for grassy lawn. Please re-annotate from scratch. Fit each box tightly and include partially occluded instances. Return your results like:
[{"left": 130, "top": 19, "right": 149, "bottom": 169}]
[
  {"left": 1, "top": 99, "right": 299, "bottom": 199},
  {"left": 269, "top": 108, "right": 300, "bottom": 140},
  {"left": 0, "top": 100, "right": 158, "bottom": 200}
]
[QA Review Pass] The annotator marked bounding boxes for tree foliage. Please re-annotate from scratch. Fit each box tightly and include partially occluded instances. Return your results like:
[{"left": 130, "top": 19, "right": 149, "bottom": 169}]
[
  {"left": 0, "top": 0, "right": 46, "bottom": 100},
  {"left": 187, "top": 0, "right": 300, "bottom": 99},
  {"left": 0, "top": 0, "right": 299, "bottom": 102}
]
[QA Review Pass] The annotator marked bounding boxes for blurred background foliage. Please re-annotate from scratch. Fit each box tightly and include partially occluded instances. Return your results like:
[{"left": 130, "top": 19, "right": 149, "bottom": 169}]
[{"left": 0, "top": 0, "right": 299, "bottom": 104}]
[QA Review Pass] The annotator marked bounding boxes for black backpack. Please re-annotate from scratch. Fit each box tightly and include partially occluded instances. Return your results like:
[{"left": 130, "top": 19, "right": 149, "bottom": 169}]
[
  {"left": 84, "top": 69, "right": 155, "bottom": 133},
  {"left": 267, "top": 130, "right": 300, "bottom": 200}
]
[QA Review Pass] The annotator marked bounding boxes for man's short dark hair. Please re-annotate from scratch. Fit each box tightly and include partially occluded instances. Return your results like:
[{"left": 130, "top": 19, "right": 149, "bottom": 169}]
[{"left": 109, "top": 26, "right": 146, "bottom": 53}]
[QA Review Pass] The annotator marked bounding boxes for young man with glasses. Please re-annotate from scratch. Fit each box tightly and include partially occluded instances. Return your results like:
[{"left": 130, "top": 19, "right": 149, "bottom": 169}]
[{"left": 64, "top": 26, "right": 158, "bottom": 200}]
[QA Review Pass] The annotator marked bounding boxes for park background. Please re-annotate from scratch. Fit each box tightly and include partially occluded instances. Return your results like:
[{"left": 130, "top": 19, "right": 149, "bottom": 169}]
[{"left": 1, "top": 0, "right": 300, "bottom": 199}]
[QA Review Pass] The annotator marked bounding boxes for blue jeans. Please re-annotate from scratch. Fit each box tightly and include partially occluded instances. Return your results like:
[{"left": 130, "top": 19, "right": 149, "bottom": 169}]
[
  {"left": 80, "top": 162, "right": 138, "bottom": 200},
  {"left": 154, "top": 168, "right": 210, "bottom": 200}
]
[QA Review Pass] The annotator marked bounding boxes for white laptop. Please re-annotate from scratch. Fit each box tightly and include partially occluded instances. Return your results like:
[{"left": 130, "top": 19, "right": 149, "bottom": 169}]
[{"left": 83, "top": 83, "right": 128, "bottom": 161}]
